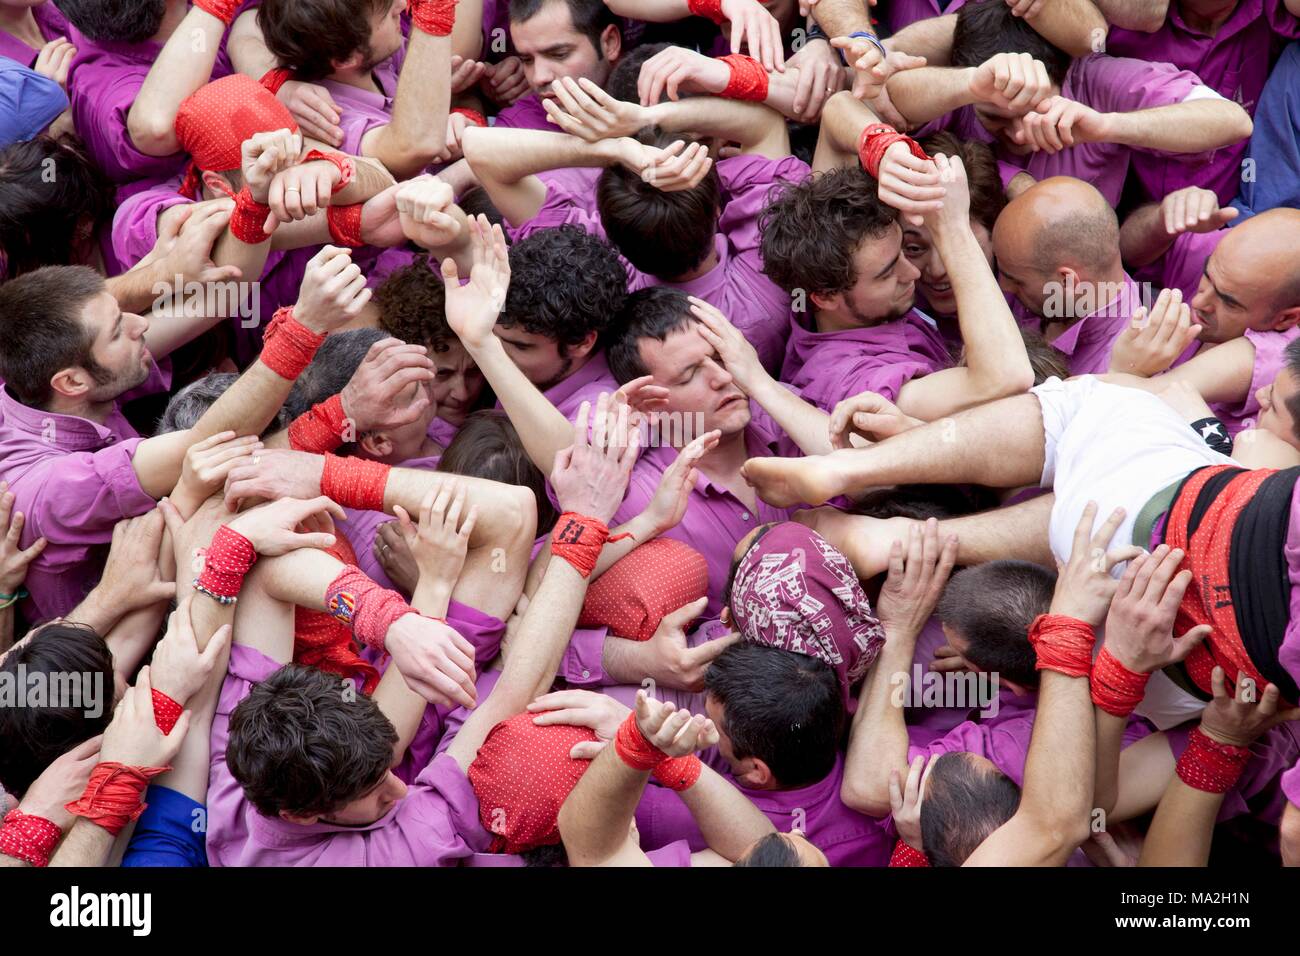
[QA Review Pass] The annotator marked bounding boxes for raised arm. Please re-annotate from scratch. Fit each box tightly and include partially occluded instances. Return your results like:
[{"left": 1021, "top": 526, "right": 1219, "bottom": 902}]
[
  {"left": 1071, "top": 96, "right": 1253, "bottom": 155},
  {"left": 605, "top": 0, "right": 785, "bottom": 70},
  {"left": 360, "top": 10, "right": 453, "bottom": 179},
  {"left": 1092, "top": 0, "right": 1169, "bottom": 32},
  {"left": 1141, "top": 670, "right": 1300, "bottom": 866},
  {"left": 1011, "top": 0, "right": 1107, "bottom": 58},
  {"left": 842, "top": 519, "right": 957, "bottom": 816},
  {"left": 964, "top": 503, "right": 1129, "bottom": 866},
  {"left": 892, "top": 153, "right": 1034, "bottom": 419},
  {"left": 126, "top": 3, "right": 233, "bottom": 157},
  {"left": 886, "top": 52, "right": 1054, "bottom": 127},
  {"left": 1118, "top": 187, "right": 1237, "bottom": 271}
]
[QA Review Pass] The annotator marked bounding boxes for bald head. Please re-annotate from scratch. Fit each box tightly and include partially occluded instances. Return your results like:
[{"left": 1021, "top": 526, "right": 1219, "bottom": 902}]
[
  {"left": 993, "top": 177, "right": 1121, "bottom": 279},
  {"left": 1216, "top": 208, "right": 1300, "bottom": 311}
]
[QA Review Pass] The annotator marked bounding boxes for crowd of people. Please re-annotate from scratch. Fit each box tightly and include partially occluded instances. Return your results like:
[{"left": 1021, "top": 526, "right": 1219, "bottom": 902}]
[{"left": 0, "top": 0, "right": 1299, "bottom": 870}]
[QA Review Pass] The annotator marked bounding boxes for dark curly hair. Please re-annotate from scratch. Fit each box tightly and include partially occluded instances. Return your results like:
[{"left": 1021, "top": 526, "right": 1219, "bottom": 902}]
[
  {"left": 258, "top": 0, "right": 392, "bottom": 81},
  {"left": 227, "top": 664, "right": 398, "bottom": 818},
  {"left": 596, "top": 127, "right": 721, "bottom": 279},
  {"left": 374, "top": 255, "right": 457, "bottom": 354},
  {"left": 503, "top": 225, "right": 628, "bottom": 348},
  {"left": 58, "top": 0, "right": 167, "bottom": 43},
  {"left": 759, "top": 165, "right": 897, "bottom": 298},
  {"left": 917, "top": 131, "right": 1006, "bottom": 234}
]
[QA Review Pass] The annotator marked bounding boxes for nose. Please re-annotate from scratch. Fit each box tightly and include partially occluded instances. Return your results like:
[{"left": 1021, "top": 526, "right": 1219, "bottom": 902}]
[
  {"left": 386, "top": 772, "right": 408, "bottom": 802},
  {"left": 1256, "top": 384, "right": 1270, "bottom": 410},
  {"left": 922, "top": 246, "right": 946, "bottom": 283},
  {"left": 706, "top": 358, "right": 734, "bottom": 389},
  {"left": 131, "top": 312, "right": 149, "bottom": 338},
  {"left": 533, "top": 61, "right": 556, "bottom": 88},
  {"left": 898, "top": 253, "right": 922, "bottom": 284},
  {"left": 450, "top": 374, "right": 470, "bottom": 403},
  {"left": 1190, "top": 281, "right": 1212, "bottom": 317}
]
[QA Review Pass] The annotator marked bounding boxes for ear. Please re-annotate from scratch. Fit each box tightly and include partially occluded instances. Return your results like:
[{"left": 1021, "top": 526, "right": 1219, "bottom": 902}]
[
  {"left": 736, "top": 756, "right": 774, "bottom": 790},
  {"left": 280, "top": 809, "right": 320, "bottom": 826},
  {"left": 201, "top": 169, "right": 234, "bottom": 199},
  {"left": 359, "top": 430, "right": 393, "bottom": 460},
  {"left": 48, "top": 366, "right": 92, "bottom": 402},
  {"left": 601, "top": 23, "right": 621, "bottom": 62},
  {"left": 1057, "top": 266, "right": 1082, "bottom": 291},
  {"left": 571, "top": 330, "right": 599, "bottom": 361},
  {"left": 809, "top": 290, "right": 840, "bottom": 314},
  {"left": 331, "top": 50, "right": 365, "bottom": 74},
  {"left": 1272, "top": 306, "right": 1300, "bottom": 332},
  {"left": 999, "top": 677, "right": 1034, "bottom": 697}
]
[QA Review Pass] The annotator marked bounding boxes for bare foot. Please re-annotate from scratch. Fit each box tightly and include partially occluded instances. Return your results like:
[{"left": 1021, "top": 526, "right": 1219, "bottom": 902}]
[{"left": 742, "top": 455, "right": 845, "bottom": 508}]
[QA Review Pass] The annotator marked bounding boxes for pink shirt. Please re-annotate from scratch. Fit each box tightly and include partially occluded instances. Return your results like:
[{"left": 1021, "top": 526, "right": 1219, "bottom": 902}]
[
  {"left": 780, "top": 308, "right": 952, "bottom": 412},
  {"left": 927, "top": 54, "right": 1207, "bottom": 208},
  {"left": 514, "top": 155, "right": 811, "bottom": 372},
  {"left": 0, "top": 385, "right": 157, "bottom": 622},
  {"left": 1214, "top": 327, "right": 1300, "bottom": 435},
  {"left": 206, "top": 644, "right": 490, "bottom": 867},
  {"left": 66, "top": 24, "right": 234, "bottom": 200},
  {"left": 320, "top": 45, "right": 406, "bottom": 156},
  {"left": 1106, "top": 0, "right": 1300, "bottom": 204},
  {"left": 0, "top": 1, "right": 67, "bottom": 68},
  {"left": 539, "top": 348, "right": 620, "bottom": 421},
  {"left": 494, "top": 93, "right": 550, "bottom": 130}
]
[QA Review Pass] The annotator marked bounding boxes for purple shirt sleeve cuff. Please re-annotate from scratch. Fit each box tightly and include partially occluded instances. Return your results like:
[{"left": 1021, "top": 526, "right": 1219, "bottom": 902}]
[{"left": 560, "top": 626, "right": 610, "bottom": 686}]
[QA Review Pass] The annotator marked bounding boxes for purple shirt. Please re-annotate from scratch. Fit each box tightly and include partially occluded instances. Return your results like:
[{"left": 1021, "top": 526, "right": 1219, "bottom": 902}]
[
  {"left": 66, "top": 24, "right": 234, "bottom": 199},
  {"left": 1157, "top": 228, "right": 1223, "bottom": 303},
  {"left": 539, "top": 348, "right": 620, "bottom": 421},
  {"left": 878, "top": 0, "right": 967, "bottom": 34},
  {"left": 1107, "top": 0, "right": 1300, "bottom": 204},
  {"left": 0, "top": 1, "right": 67, "bottom": 67},
  {"left": 321, "top": 44, "right": 407, "bottom": 156},
  {"left": 780, "top": 308, "right": 952, "bottom": 413},
  {"left": 514, "top": 154, "right": 810, "bottom": 372},
  {"left": 0, "top": 387, "right": 156, "bottom": 622},
  {"left": 927, "top": 54, "right": 1207, "bottom": 208},
  {"left": 493, "top": 93, "right": 550, "bottom": 130},
  {"left": 1277, "top": 485, "right": 1300, "bottom": 697},
  {"left": 610, "top": 400, "right": 800, "bottom": 617},
  {"left": 206, "top": 644, "right": 490, "bottom": 866},
  {"left": 1214, "top": 326, "right": 1300, "bottom": 435}
]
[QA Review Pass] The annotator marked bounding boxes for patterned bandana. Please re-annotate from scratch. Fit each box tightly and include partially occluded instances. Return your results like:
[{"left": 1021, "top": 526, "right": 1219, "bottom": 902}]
[{"left": 728, "top": 522, "right": 885, "bottom": 704}]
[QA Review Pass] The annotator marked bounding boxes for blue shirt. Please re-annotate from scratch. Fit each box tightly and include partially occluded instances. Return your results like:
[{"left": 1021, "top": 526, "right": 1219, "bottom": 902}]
[{"left": 0, "top": 56, "right": 66, "bottom": 145}]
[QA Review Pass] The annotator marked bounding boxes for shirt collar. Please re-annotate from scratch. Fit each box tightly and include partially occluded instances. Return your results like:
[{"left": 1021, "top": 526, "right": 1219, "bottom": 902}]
[
  {"left": 0, "top": 387, "right": 128, "bottom": 451},
  {"left": 1050, "top": 273, "right": 1138, "bottom": 356}
]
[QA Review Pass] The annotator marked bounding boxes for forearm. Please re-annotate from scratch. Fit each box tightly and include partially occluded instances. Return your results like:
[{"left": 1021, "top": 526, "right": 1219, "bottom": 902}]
[
  {"left": 887, "top": 67, "right": 979, "bottom": 126},
  {"left": 335, "top": 155, "right": 399, "bottom": 204},
  {"left": 1092, "top": 708, "right": 1128, "bottom": 817},
  {"left": 1138, "top": 778, "right": 1221, "bottom": 866},
  {"left": 1093, "top": 0, "right": 1169, "bottom": 31},
  {"left": 462, "top": 127, "right": 618, "bottom": 225},
  {"left": 1017, "top": 669, "right": 1095, "bottom": 846},
  {"left": 884, "top": 14, "right": 957, "bottom": 64},
  {"left": 1102, "top": 99, "right": 1253, "bottom": 153},
  {"left": 604, "top": 0, "right": 694, "bottom": 21},
  {"left": 842, "top": 636, "right": 914, "bottom": 815},
  {"left": 127, "top": 7, "right": 227, "bottom": 156},
  {"left": 678, "top": 763, "right": 775, "bottom": 860},
  {"left": 646, "top": 97, "right": 789, "bottom": 158},
  {"left": 0, "top": 608, "right": 12, "bottom": 654},
  {"left": 1022, "top": 0, "right": 1108, "bottom": 58},
  {"left": 106, "top": 261, "right": 168, "bottom": 315},
  {"left": 529, "top": 512, "right": 656, "bottom": 597},
  {"left": 1118, "top": 202, "right": 1177, "bottom": 270},
  {"left": 48, "top": 818, "right": 116, "bottom": 867},
  {"left": 746, "top": 374, "right": 833, "bottom": 455},
  {"left": 451, "top": 0, "right": 484, "bottom": 59},
  {"left": 364, "top": 28, "right": 452, "bottom": 179},
  {"left": 810, "top": 0, "right": 872, "bottom": 36},
  {"left": 813, "top": 89, "right": 882, "bottom": 170},
  {"left": 105, "top": 604, "right": 170, "bottom": 688},
  {"left": 227, "top": 8, "right": 278, "bottom": 76},
  {"left": 557, "top": 744, "right": 648, "bottom": 865},
  {"left": 383, "top": 470, "right": 534, "bottom": 552}
]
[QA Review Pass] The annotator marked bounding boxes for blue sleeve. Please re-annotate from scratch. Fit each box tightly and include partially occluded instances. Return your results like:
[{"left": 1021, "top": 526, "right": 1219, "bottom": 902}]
[
  {"left": 121, "top": 786, "right": 209, "bottom": 868},
  {"left": 0, "top": 57, "right": 67, "bottom": 146}
]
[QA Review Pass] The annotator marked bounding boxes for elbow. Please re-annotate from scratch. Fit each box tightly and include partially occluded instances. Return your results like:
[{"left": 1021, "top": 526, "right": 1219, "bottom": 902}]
[
  {"left": 1130, "top": 3, "right": 1172, "bottom": 33},
  {"left": 840, "top": 774, "right": 891, "bottom": 819},
  {"left": 1228, "top": 107, "right": 1254, "bottom": 144},
  {"left": 127, "top": 109, "right": 180, "bottom": 158},
  {"left": 1282, "top": 802, "right": 1300, "bottom": 867}
]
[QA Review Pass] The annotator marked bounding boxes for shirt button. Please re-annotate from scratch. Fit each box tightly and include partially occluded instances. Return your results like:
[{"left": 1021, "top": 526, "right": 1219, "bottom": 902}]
[
  {"left": 741, "top": 512, "right": 751, "bottom": 520},
  {"left": 581, "top": 669, "right": 590, "bottom": 679}
]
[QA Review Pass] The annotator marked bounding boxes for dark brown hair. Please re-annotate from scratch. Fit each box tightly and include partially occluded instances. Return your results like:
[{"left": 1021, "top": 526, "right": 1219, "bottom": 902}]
[
  {"left": 438, "top": 410, "right": 558, "bottom": 531},
  {"left": 258, "top": 0, "right": 392, "bottom": 80}
]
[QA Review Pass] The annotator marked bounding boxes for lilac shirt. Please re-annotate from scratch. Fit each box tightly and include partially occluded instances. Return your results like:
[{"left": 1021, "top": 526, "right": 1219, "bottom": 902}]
[
  {"left": 780, "top": 308, "right": 952, "bottom": 413},
  {"left": 926, "top": 54, "right": 1207, "bottom": 208},
  {"left": 206, "top": 644, "right": 490, "bottom": 866},
  {"left": 0, "top": 1, "right": 67, "bottom": 67},
  {"left": 514, "top": 155, "right": 810, "bottom": 372},
  {"left": 0, "top": 387, "right": 156, "bottom": 622},
  {"left": 1213, "top": 327, "right": 1300, "bottom": 435},
  {"left": 610, "top": 399, "right": 800, "bottom": 618},
  {"left": 321, "top": 43, "right": 407, "bottom": 156},
  {"left": 539, "top": 348, "right": 620, "bottom": 421},
  {"left": 878, "top": 0, "right": 967, "bottom": 35},
  {"left": 1107, "top": 0, "right": 1300, "bottom": 204},
  {"left": 494, "top": 93, "right": 550, "bottom": 130},
  {"left": 66, "top": 24, "right": 234, "bottom": 199}
]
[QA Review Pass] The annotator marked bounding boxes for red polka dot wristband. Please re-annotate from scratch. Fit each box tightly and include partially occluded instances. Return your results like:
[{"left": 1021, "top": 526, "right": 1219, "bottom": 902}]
[
  {"left": 261, "top": 305, "right": 327, "bottom": 380},
  {"left": 1090, "top": 645, "right": 1151, "bottom": 717},
  {"left": 0, "top": 809, "right": 61, "bottom": 867},
  {"left": 1027, "top": 614, "right": 1095, "bottom": 679},
  {"left": 719, "top": 54, "right": 769, "bottom": 101},
  {"left": 194, "top": 525, "right": 258, "bottom": 603},
  {"left": 1176, "top": 727, "right": 1251, "bottom": 794},
  {"left": 320, "top": 454, "right": 391, "bottom": 512},
  {"left": 858, "top": 123, "right": 930, "bottom": 179},
  {"left": 409, "top": 0, "right": 458, "bottom": 36},
  {"left": 65, "top": 763, "right": 170, "bottom": 837},
  {"left": 289, "top": 394, "right": 350, "bottom": 453}
]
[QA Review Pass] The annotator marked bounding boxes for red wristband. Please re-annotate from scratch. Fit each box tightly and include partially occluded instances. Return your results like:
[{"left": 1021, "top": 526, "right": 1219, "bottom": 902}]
[
  {"left": 302, "top": 149, "right": 356, "bottom": 195},
  {"left": 261, "top": 67, "right": 295, "bottom": 95},
  {"left": 151, "top": 689, "right": 183, "bottom": 736},
  {"left": 261, "top": 305, "right": 327, "bottom": 380},
  {"left": 719, "top": 54, "right": 769, "bottom": 102},
  {"left": 653, "top": 754, "right": 702, "bottom": 791},
  {"left": 196, "top": 525, "right": 257, "bottom": 600},
  {"left": 230, "top": 185, "right": 273, "bottom": 245},
  {"left": 550, "top": 512, "right": 614, "bottom": 579},
  {"left": 1176, "top": 726, "right": 1251, "bottom": 794},
  {"left": 0, "top": 810, "right": 61, "bottom": 867},
  {"left": 409, "top": 0, "right": 458, "bottom": 36},
  {"left": 289, "top": 394, "right": 352, "bottom": 453},
  {"left": 320, "top": 454, "right": 391, "bottom": 512},
  {"left": 451, "top": 107, "right": 488, "bottom": 128},
  {"left": 65, "top": 763, "right": 169, "bottom": 837},
  {"left": 1027, "top": 614, "right": 1095, "bottom": 679},
  {"left": 327, "top": 203, "right": 365, "bottom": 248},
  {"left": 688, "top": 0, "right": 726, "bottom": 24},
  {"left": 194, "top": 0, "right": 240, "bottom": 25},
  {"left": 613, "top": 711, "right": 669, "bottom": 771},
  {"left": 1090, "top": 645, "right": 1151, "bottom": 718},
  {"left": 889, "top": 839, "right": 930, "bottom": 867},
  {"left": 324, "top": 566, "right": 413, "bottom": 652},
  {"left": 857, "top": 123, "right": 930, "bottom": 179}
]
